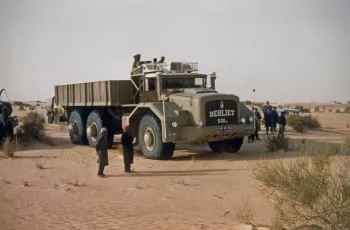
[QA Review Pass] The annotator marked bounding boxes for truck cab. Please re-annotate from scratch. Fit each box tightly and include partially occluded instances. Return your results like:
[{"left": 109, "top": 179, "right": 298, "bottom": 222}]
[{"left": 127, "top": 61, "right": 246, "bottom": 156}]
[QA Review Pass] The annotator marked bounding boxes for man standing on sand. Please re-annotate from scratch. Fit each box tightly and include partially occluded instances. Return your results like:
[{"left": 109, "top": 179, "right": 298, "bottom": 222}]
[
  {"left": 121, "top": 125, "right": 134, "bottom": 173},
  {"left": 263, "top": 101, "right": 273, "bottom": 134},
  {"left": 271, "top": 106, "right": 279, "bottom": 134},
  {"left": 96, "top": 128, "right": 109, "bottom": 178},
  {"left": 278, "top": 111, "right": 287, "bottom": 137},
  {"left": 253, "top": 107, "right": 262, "bottom": 140}
]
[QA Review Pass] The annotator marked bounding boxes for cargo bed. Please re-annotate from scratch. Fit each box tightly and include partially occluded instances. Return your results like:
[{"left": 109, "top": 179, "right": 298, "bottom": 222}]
[{"left": 55, "top": 80, "right": 133, "bottom": 107}]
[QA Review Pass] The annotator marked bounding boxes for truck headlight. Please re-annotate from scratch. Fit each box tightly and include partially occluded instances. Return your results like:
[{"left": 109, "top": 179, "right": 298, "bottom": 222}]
[
  {"left": 197, "top": 120, "right": 203, "bottom": 127},
  {"left": 249, "top": 116, "right": 253, "bottom": 122},
  {"left": 171, "top": 121, "right": 178, "bottom": 128},
  {"left": 241, "top": 117, "right": 246, "bottom": 124}
]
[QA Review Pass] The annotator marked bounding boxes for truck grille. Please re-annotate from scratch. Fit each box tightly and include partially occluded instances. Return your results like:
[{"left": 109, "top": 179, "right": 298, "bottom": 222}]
[{"left": 205, "top": 100, "right": 238, "bottom": 126}]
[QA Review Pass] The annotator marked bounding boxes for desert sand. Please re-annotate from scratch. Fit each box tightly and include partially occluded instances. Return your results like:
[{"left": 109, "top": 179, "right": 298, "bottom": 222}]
[{"left": 0, "top": 102, "right": 349, "bottom": 230}]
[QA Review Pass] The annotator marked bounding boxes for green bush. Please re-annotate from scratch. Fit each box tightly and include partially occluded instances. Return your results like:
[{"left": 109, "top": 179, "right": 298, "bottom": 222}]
[
  {"left": 293, "top": 105, "right": 310, "bottom": 113},
  {"left": 287, "top": 115, "right": 321, "bottom": 133},
  {"left": 252, "top": 142, "right": 350, "bottom": 229},
  {"left": 17, "top": 111, "right": 46, "bottom": 142}
]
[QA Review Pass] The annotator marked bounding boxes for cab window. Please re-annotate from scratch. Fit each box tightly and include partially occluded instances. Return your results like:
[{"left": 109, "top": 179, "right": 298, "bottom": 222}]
[{"left": 147, "top": 78, "right": 156, "bottom": 91}]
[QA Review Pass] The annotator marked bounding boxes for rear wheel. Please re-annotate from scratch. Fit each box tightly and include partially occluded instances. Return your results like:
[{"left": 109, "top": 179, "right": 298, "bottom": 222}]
[
  {"left": 208, "top": 137, "right": 244, "bottom": 153},
  {"left": 138, "top": 114, "right": 175, "bottom": 160},
  {"left": 68, "top": 110, "right": 87, "bottom": 145},
  {"left": 86, "top": 110, "right": 104, "bottom": 148}
]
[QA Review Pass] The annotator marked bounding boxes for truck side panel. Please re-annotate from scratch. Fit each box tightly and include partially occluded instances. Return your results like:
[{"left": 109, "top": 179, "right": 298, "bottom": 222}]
[{"left": 55, "top": 80, "right": 133, "bottom": 107}]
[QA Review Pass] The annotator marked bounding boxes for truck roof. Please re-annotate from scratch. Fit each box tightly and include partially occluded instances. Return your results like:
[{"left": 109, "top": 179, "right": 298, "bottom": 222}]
[{"left": 130, "top": 61, "right": 199, "bottom": 77}]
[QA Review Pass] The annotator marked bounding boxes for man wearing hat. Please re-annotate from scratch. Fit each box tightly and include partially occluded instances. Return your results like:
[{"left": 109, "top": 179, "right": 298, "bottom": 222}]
[
  {"left": 121, "top": 125, "right": 134, "bottom": 173},
  {"left": 132, "top": 54, "right": 141, "bottom": 70},
  {"left": 95, "top": 127, "right": 109, "bottom": 177}
]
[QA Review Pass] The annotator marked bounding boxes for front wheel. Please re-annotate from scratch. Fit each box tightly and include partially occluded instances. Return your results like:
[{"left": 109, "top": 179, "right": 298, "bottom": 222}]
[
  {"left": 138, "top": 114, "right": 175, "bottom": 160},
  {"left": 208, "top": 137, "right": 244, "bottom": 154}
]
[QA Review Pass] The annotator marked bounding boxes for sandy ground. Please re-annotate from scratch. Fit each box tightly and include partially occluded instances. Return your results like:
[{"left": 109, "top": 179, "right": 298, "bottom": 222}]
[{"left": 0, "top": 102, "right": 349, "bottom": 230}]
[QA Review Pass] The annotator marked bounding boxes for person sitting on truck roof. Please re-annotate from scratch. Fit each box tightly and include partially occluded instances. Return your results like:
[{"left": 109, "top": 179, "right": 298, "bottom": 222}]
[{"left": 157, "top": 56, "right": 165, "bottom": 63}]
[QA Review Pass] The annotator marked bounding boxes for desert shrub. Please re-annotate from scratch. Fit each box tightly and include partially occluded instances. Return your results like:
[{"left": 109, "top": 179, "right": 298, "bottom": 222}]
[
  {"left": 346, "top": 124, "right": 350, "bottom": 129},
  {"left": 252, "top": 143, "right": 350, "bottom": 229},
  {"left": 287, "top": 115, "right": 321, "bottom": 133},
  {"left": 345, "top": 106, "right": 350, "bottom": 113},
  {"left": 244, "top": 100, "right": 252, "bottom": 105},
  {"left": 265, "top": 135, "right": 291, "bottom": 152},
  {"left": 19, "top": 105, "right": 25, "bottom": 110},
  {"left": 17, "top": 111, "right": 46, "bottom": 142},
  {"left": 36, "top": 103, "right": 40, "bottom": 107},
  {"left": 293, "top": 105, "right": 310, "bottom": 113},
  {"left": 328, "top": 108, "right": 332, "bottom": 112},
  {"left": 314, "top": 106, "right": 320, "bottom": 112},
  {"left": 28, "top": 105, "right": 36, "bottom": 110},
  {"left": 13, "top": 101, "right": 25, "bottom": 107},
  {"left": 335, "top": 109, "right": 341, "bottom": 113}
]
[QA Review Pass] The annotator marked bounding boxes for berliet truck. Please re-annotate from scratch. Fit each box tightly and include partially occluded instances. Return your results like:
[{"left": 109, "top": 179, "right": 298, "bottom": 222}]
[{"left": 54, "top": 60, "right": 254, "bottom": 159}]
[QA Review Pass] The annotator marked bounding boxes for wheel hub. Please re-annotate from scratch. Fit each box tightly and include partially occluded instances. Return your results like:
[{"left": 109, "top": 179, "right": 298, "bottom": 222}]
[
  {"left": 143, "top": 127, "right": 155, "bottom": 151},
  {"left": 87, "top": 122, "right": 98, "bottom": 141},
  {"left": 69, "top": 121, "right": 78, "bottom": 135}
]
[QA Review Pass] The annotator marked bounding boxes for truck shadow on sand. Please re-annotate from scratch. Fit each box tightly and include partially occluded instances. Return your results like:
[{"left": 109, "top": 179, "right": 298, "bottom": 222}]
[
  {"left": 107, "top": 168, "right": 245, "bottom": 178},
  {"left": 171, "top": 137, "right": 348, "bottom": 162}
]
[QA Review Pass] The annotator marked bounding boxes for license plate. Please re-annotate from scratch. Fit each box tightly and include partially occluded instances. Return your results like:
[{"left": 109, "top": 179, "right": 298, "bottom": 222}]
[{"left": 216, "top": 126, "right": 231, "bottom": 131}]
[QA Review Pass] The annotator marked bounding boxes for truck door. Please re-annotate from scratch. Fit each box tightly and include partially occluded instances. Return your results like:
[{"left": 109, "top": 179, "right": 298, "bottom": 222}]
[{"left": 140, "top": 77, "right": 158, "bottom": 102}]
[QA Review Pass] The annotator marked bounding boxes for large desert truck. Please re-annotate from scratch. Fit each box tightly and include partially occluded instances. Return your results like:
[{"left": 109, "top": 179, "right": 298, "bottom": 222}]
[{"left": 54, "top": 60, "right": 254, "bottom": 159}]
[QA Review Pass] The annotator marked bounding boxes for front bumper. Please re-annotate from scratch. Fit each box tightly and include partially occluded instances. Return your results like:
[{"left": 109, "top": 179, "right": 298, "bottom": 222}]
[
  {"left": 164, "top": 124, "right": 245, "bottom": 143},
  {"left": 244, "top": 124, "right": 255, "bottom": 136}
]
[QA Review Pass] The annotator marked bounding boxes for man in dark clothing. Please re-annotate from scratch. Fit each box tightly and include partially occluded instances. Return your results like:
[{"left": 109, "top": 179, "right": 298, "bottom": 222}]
[
  {"left": 95, "top": 128, "right": 109, "bottom": 178},
  {"left": 132, "top": 54, "right": 141, "bottom": 70},
  {"left": 121, "top": 125, "right": 134, "bottom": 173},
  {"left": 271, "top": 107, "right": 279, "bottom": 134},
  {"left": 277, "top": 112, "right": 287, "bottom": 137},
  {"left": 253, "top": 107, "right": 262, "bottom": 140},
  {"left": 263, "top": 101, "right": 273, "bottom": 134}
]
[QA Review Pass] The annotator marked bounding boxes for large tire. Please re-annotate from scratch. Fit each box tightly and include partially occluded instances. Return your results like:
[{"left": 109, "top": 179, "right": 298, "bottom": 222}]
[
  {"left": 138, "top": 114, "right": 175, "bottom": 160},
  {"left": 208, "top": 137, "right": 244, "bottom": 154},
  {"left": 68, "top": 110, "right": 86, "bottom": 145},
  {"left": 86, "top": 110, "right": 105, "bottom": 148}
]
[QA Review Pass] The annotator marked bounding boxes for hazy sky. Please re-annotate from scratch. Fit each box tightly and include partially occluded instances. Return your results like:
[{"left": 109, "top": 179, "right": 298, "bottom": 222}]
[{"left": 1, "top": 0, "right": 349, "bottom": 103}]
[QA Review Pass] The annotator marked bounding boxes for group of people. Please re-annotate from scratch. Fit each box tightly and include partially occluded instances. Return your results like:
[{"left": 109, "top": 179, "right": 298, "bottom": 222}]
[
  {"left": 95, "top": 126, "right": 135, "bottom": 178},
  {"left": 262, "top": 101, "right": 286, "bottom": 135},
  {"left": 248, "top": 101, "right": 287, "bottom": 143},
  {"left": 132, "top": 54, "right": 165, "bottom": 71}
]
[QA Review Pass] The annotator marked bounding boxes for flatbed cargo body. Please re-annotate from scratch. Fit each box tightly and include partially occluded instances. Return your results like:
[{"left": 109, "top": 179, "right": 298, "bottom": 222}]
[{"left": 55, "top": 80, "right": 133, "bottom": 107}]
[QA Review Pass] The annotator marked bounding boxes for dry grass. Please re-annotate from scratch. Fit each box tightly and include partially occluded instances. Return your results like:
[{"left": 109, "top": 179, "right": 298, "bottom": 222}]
[
  {"left": 0, "top": 137, "right": 22, "bottom": 158},
  {"left": 34, "top": 157, "right": 45, "bottom": 169},
  {"left": 252, "top": 141, "right": 350, "bottom": 229},
  {"left": 264, "top": 135, "right": 292, "bottom": 152},
  {"left": 234, "top": 198, "right": 258, "bottom": 227},
  {"left": 345, "top": 106, "right": 350, "bottom": 114}
]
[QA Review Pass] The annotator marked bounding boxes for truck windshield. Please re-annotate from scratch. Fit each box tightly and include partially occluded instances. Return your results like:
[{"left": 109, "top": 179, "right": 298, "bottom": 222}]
[{"left": 162, "top": 77, "right": 205, "bottom": 89}]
